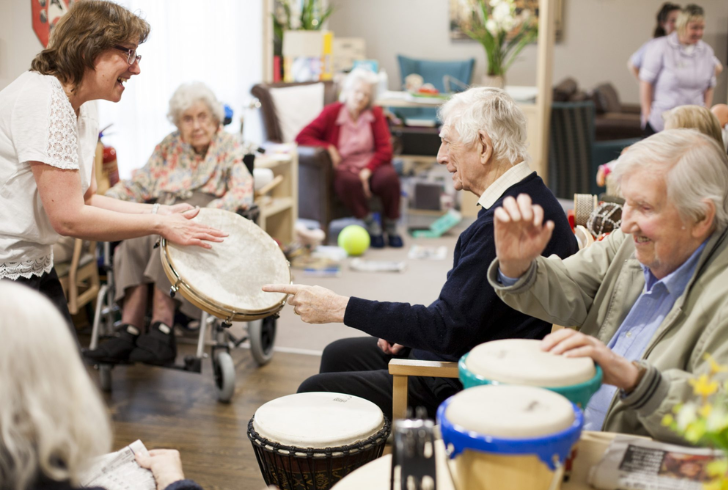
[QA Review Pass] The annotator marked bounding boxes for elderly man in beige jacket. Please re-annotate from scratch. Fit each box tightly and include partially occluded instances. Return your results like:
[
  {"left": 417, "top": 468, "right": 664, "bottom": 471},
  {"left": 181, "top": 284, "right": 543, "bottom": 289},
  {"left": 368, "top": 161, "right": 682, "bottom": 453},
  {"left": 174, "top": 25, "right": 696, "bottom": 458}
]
[{"left": 488, "top": 129, "right": 728, "bottom": 444}]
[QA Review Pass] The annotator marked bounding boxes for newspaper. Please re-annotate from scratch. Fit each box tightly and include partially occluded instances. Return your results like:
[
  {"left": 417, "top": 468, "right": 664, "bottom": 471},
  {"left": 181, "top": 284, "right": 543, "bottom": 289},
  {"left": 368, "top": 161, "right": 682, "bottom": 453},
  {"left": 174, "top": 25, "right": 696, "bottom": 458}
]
[
  {"left": 588, "top": 434, "right": 723, "bottom": 490},
  {"left": 80, "top": 440, "right": 156, "bottom": 490}
]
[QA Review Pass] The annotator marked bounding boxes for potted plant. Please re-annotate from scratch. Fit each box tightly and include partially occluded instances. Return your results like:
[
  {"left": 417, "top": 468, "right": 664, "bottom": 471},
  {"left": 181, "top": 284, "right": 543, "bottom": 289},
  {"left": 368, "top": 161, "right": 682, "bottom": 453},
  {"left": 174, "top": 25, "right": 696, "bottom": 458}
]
[
  {"left": 272, "top": 0, "right": 334, "bottom": 52},
  {"left": 459, "top": 0, "right": 538, "bottom": 88}
]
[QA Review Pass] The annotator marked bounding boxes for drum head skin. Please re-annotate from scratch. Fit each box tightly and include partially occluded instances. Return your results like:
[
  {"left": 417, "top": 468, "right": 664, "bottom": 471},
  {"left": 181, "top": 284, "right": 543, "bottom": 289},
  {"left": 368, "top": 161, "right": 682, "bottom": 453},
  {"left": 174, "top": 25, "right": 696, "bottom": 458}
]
[
  {"left": 465, "top": 339, "right": 596, "bottom": 387},
  {"left": 445, "top": 385, "right": 575, "bottom": 438},
  {"left": 164, "top": 208, "right": 289, "bottom": 314},
  {"left": 253, "top": 392, "right": 385, "bottom": 448}
]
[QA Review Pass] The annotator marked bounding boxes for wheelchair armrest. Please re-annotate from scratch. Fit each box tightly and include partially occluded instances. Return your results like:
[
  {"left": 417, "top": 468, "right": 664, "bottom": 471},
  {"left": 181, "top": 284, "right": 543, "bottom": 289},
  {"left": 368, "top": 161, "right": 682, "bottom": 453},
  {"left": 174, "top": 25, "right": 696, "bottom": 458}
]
[{"left": 236, "top": 203, "right": 260, "bottom": 224}]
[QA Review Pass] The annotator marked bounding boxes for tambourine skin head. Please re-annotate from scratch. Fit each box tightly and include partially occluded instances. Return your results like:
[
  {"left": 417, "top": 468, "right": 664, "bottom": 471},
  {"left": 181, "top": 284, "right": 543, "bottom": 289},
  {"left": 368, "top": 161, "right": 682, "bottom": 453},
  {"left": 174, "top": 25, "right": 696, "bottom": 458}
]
[{"left": 160, "top": 208, "right": 290, "bottom": 321}]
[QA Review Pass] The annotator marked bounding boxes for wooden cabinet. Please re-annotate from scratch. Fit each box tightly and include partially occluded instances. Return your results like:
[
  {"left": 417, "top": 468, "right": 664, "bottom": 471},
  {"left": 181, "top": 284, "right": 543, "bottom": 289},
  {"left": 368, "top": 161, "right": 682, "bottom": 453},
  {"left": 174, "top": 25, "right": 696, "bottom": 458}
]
[{"left": 255, "top": 147, "right": 298, "bottom": 244}]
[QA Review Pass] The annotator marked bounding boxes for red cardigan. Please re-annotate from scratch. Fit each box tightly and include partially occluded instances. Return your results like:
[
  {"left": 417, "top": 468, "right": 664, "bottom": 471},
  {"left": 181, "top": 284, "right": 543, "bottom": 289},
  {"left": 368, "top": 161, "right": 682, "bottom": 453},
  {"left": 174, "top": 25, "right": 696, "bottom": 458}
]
[{"left": 295, "top": 102, "right": 393, "bottom": 172}]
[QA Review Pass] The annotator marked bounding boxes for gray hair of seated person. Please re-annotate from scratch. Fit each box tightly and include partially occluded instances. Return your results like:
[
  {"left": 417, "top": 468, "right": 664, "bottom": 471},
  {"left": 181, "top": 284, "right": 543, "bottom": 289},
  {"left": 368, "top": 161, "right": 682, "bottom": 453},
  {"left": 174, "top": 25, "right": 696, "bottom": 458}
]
[
  {"left": 438, "top": 87, "right": 529, "bottom": 165},
  {"left": 613, "top": 128, "right": 728, "bottom": 233},
  {"left": 338, "top": 68, "right": 380, "bottom": 110},
  {"left": 0, "top": 282, "right": 111, "bottom": 490},
  {"left": 167, "top": 81, "right": 225, "bottom": 128}
]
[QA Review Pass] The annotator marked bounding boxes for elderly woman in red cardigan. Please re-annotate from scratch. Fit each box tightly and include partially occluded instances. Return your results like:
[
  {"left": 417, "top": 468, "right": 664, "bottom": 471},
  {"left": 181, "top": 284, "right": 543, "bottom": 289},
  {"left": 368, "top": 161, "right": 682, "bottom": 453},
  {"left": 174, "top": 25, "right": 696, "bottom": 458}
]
[{"left": 296, "top": 69, "right": 403, "bottom": 247}]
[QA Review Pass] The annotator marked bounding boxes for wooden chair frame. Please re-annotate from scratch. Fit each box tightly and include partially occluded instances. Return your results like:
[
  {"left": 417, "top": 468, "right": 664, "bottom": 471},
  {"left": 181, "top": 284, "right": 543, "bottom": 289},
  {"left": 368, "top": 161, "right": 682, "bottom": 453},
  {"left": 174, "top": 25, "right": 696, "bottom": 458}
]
[{"left": 58, "top": 239, "right": 100, "bottom": 315}]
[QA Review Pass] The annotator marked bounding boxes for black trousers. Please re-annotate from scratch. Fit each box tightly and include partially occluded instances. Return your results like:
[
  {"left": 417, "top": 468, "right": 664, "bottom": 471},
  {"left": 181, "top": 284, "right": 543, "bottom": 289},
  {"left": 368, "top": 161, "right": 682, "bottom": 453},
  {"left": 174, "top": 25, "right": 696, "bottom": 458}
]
[
  {"left": 642, "top": 121, "right": 657, "bottom": 138},
  {"left": 298, "top": 337, "right": 461, "bottom": 421},
  {"left": 6, "top": 268, "right": 77, "bottom": 342}
]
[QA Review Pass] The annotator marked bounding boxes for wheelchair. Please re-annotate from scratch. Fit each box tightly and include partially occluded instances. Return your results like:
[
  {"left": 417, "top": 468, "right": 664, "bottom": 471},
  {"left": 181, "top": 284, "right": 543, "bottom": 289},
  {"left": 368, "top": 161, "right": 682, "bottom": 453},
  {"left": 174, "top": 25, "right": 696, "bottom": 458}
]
[{"left": 88, "top": 198, "right": 278, "bottom": 403}]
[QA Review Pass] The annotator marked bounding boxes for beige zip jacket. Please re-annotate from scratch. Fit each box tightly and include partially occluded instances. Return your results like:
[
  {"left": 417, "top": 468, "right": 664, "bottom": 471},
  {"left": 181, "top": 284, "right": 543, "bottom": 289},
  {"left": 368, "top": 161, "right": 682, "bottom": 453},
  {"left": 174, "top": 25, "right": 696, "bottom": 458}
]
[{"left": 487, "top": 228, "right": 728, "bottom": 444}]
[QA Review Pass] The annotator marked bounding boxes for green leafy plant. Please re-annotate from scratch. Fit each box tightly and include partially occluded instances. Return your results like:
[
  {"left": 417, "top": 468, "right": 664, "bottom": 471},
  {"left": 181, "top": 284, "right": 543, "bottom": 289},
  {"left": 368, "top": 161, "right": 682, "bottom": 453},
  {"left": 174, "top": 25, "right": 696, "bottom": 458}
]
[
  {"left": 459, "top": 0, "right": 538, "bottom": 77},
  {"left": 663, "top": 354, "right": 728, "bottom": 489},
  {"left": 273, "top": 0, "right": 334, "bottom": 45}
]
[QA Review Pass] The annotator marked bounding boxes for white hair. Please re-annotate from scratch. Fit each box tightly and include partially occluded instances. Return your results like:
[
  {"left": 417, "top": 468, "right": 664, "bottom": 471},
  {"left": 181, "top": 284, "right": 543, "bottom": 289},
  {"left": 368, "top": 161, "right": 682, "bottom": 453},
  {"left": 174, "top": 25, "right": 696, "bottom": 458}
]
[
  {"left": 339, "top": 68, "right": 380, "bottom": 110},
  {"left": 0, "top": 282, "right": 111, "bottom": 490},
  {"left": 614, "top": 128, "right": 728, "bottom": 233},
  {"left": 167, "top": 81, "right": 224, "bottom": 127},
  {"left": 438, "top": 87, "right": 529, "bottom": 164}
]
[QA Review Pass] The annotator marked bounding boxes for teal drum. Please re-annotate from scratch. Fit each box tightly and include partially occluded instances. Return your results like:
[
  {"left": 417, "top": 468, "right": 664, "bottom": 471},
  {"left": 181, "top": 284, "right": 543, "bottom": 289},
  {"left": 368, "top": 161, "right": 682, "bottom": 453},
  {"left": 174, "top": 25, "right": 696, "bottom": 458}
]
[{"left": 458, "top": 339, "right": 602, "bottom": 408}]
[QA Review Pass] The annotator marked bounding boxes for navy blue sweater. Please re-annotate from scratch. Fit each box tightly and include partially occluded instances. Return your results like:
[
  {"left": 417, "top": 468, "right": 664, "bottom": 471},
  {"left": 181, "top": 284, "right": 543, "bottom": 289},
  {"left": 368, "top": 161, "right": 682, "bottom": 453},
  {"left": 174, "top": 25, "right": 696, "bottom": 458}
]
[{"left": 344, "top": 173, "right": 578, "bottom": 362}]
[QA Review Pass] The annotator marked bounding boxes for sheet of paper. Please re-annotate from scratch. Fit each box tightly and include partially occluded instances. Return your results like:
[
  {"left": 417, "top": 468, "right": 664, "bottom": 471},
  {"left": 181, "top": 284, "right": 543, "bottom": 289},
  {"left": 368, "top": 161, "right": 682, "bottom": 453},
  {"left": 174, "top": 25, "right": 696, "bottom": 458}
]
[{"left": 80, "top": 440, "right": 156, "bottom": 490}]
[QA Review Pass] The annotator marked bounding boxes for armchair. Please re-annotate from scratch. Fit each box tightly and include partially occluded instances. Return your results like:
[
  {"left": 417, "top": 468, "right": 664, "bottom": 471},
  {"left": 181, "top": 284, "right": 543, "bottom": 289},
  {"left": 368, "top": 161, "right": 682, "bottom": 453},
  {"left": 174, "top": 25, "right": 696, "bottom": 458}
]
[{"left": 251, "top": 81, "right": 381, "bottom": 235}]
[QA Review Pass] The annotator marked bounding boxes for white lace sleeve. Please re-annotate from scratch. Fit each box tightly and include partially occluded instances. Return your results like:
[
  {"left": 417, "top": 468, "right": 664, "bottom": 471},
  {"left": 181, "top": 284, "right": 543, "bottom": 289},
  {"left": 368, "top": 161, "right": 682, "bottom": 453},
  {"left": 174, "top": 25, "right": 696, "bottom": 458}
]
[{"left": 46, "top": 80, "right": 79, "bottom": 170}]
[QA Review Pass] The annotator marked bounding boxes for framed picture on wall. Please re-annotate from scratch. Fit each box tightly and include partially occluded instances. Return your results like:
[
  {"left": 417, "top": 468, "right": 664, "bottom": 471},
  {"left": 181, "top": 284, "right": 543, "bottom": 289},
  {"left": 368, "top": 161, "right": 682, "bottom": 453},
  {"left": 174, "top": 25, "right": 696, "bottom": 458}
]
[{"left": 449, "top": 0, "right": 564, "bottom": 43}]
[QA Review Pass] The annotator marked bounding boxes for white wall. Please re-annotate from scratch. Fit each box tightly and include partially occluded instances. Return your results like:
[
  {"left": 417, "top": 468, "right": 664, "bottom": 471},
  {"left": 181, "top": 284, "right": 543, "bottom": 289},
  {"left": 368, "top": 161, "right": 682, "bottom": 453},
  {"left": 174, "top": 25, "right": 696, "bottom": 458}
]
[
  {"left": 328, "top": 0, "right": 728, "bottom": 104},
  {"left": 0, "top": 0, "right": 44, "bottom": 90}
]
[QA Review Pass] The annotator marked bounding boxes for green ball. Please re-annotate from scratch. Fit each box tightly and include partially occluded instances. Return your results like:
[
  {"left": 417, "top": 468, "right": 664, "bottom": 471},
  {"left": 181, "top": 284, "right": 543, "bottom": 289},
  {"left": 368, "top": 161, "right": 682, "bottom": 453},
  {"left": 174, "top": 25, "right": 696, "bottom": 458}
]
[{"left": 338, "top": 225, "right": 370, "bottom": 256}]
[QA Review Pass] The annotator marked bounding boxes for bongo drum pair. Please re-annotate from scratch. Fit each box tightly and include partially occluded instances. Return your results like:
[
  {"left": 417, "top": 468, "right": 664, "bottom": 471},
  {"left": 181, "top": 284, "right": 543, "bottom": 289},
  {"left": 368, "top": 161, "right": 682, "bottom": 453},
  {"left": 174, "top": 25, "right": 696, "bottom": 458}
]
[
  {"left": 438, "top": 385, "right": 584, "bottom": 490},
  {"left": 248, "top": 393, "right": 391, "bottom": 490},
  {"left": 160, "top": 208, "right": 290, "bottom": 323}
]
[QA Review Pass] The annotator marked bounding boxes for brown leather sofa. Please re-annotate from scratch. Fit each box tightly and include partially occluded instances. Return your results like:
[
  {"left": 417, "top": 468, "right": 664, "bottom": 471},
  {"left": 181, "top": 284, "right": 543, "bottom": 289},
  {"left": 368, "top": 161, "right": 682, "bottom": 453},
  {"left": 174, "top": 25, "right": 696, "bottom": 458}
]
[
  {"left": 252, "top": 81, "right": 383, "bottom": 235},
  {"left": 591, "top": 83, "right": 642, "bottom": 141},
  {"left": 552, "top": 79, "right": 642, "bottom": 141}
]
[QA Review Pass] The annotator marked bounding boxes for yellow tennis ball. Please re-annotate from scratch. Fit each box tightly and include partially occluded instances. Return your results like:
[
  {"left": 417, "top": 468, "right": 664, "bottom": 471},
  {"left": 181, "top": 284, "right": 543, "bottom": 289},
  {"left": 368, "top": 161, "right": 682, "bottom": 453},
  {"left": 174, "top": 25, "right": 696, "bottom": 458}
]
[{"left": 338, "top": 225, "right": 370, "bottom": 256}]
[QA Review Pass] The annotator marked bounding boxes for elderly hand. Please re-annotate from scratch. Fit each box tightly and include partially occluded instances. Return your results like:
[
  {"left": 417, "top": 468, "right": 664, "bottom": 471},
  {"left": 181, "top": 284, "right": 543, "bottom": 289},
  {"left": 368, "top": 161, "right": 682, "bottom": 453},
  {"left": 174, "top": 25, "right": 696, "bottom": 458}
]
[
  {"left": 494, "top": 194, "right": 554, "bottom": 279},
  {"left": 359, "top": 168, "right": 372, "bottom": 198},
  {"left": 377, "top": 338, "right": 405, "bottom": 355},
  {"left": 159, "top": 208, "right": 228, "bottom": 249},
  {"left": 135, "top": 449, "right": 185, "bottom": 490},
  {"left": 541, "top": 329, "right": 641, "bottom": 391},
  {"left": 328, "top": 145, "right": 342, "bottom": 167},
  {"left": 158, "top": 202, "right": 195, "bottom": 215},
  {"left": 261, "top": 284, "right": 349, "bottom": 324}
]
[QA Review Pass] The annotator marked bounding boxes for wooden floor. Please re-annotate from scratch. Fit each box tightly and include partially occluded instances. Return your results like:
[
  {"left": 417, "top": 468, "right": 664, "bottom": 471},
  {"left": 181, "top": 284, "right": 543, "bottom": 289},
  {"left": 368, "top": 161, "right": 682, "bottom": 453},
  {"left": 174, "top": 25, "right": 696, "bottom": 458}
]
[{"left": 91, "top": 342, "right": 321, "bottom": 490}]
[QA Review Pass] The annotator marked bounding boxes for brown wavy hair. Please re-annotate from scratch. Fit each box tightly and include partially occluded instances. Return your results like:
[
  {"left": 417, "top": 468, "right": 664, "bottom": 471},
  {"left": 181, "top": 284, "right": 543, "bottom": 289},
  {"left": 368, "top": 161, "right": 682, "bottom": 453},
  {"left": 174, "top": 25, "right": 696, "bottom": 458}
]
[{"left": 30, "top": 0, "right": 150, "bottom": 90}]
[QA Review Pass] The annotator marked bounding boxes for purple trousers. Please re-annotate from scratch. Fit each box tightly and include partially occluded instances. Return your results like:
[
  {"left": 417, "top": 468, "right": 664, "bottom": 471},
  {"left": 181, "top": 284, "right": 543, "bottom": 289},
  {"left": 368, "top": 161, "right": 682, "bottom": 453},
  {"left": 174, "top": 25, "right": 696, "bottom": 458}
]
[{"left": 333, "top": 164, "right": 401, "bottom": 220}]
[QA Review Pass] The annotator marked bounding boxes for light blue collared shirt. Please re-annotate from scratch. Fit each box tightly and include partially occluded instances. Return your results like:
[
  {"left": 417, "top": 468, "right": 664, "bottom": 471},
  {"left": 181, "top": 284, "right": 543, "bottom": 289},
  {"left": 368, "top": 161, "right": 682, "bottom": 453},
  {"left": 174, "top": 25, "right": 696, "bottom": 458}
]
[{"left": 498, "top": 240, "right": 707, "bottom": 430}]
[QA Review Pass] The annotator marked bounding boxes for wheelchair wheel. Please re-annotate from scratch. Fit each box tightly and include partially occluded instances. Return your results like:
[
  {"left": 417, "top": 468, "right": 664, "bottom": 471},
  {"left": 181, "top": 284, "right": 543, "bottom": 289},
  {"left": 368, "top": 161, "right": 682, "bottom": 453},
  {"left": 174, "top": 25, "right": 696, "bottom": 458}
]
[
  {"left": 213, "top": 351, "right": 235, "bottom": 403},
  {"left": 248, "top": 315, "right": 276, "bottom": 366},
  {"left": 99, "top": 364, "right": 113, "bottom": 392}
]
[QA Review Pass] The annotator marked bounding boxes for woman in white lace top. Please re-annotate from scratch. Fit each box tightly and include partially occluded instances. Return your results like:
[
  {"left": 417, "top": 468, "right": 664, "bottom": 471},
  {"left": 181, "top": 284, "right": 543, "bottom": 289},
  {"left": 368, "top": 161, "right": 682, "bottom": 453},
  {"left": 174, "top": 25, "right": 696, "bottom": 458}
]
[{"left": 0, "top": 1, "right": 225, "bottom": 330}]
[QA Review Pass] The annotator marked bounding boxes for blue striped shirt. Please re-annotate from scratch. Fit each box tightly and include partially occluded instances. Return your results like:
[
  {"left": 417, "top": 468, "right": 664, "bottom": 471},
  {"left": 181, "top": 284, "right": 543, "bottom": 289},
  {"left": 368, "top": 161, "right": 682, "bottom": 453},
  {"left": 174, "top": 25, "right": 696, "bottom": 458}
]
[{"left": 583, "top": 241, "right": 706, "bottom": 430}]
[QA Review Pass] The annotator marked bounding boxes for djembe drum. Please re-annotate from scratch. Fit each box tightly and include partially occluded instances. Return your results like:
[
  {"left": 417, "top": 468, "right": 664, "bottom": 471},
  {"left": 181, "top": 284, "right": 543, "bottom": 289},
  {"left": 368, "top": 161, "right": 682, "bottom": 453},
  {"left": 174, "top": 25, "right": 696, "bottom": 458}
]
[{"left": 248, "top": 392, "right": 391, "bottom": 490}]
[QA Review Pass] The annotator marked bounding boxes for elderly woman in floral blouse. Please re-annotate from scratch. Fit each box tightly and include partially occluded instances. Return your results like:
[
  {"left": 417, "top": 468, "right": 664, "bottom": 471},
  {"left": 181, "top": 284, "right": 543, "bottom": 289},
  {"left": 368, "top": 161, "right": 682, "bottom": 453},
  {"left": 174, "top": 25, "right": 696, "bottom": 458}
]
[{"left": 85, "top": 82, "right": 253, "bottom": 366}]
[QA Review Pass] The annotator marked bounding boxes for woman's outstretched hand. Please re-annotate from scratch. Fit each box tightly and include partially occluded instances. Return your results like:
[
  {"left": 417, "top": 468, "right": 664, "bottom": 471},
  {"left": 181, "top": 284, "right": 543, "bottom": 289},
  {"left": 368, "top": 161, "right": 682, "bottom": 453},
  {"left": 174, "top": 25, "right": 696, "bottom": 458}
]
[
  {"left": 159, "top": 207, "right": 227, "bottom": 249},
  {"left": 493, "top": 194, "right": 554, "bottom": 279}
]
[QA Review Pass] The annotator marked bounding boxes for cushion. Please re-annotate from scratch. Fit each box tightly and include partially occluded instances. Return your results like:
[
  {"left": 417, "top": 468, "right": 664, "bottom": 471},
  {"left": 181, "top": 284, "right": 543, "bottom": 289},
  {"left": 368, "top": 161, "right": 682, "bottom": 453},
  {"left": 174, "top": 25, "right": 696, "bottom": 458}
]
[
  {"left": 269, "top": 83, "right": 325, "bottom": 143},
  {"left": 553, "top": 78, "right": 578, "bottom": 102},
  {"left": 593, "top": 83, "right": 621, "bottom": 114}
]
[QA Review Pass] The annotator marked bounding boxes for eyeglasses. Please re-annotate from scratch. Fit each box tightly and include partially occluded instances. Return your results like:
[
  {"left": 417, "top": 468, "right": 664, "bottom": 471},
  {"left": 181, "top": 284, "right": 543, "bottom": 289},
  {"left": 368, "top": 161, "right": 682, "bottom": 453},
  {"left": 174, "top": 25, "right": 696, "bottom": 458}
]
[{"left": 113, "top": 45, "right": 142, "bottom": 65}]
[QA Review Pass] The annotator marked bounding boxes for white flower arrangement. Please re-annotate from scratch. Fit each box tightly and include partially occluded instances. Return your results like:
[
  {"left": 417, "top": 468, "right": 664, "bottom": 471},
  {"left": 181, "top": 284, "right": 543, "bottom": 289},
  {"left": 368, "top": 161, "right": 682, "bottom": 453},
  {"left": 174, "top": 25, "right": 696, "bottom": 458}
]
[{"left": 459, "top": 0, "right": 538, "bottom": 77}]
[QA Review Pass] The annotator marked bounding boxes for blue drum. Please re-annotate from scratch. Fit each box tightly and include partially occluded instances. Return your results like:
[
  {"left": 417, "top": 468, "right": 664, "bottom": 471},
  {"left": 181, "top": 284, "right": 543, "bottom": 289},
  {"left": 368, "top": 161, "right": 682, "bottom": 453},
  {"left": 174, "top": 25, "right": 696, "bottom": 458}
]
[{"left": 438, "top": 385, "right": 584, "bottom": 490}]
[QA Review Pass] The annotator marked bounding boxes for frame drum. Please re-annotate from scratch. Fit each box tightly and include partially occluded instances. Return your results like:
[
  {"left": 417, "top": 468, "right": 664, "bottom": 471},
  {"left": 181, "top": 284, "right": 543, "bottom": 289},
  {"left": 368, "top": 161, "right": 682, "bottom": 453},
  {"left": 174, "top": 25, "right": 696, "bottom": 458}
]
[
  {"left": 160, "top": 208, "right": 290, "bottom": 322},
  {"left": 459, "top": 339, "right": 602, "bottom": 408},
  {"left": 438, "top": 385, "right": 584, "bottom": 490}
]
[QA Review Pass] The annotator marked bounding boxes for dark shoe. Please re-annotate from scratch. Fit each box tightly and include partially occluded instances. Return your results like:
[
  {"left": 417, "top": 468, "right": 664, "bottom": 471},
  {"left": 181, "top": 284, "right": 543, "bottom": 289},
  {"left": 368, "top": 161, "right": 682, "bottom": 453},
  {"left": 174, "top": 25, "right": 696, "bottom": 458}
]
[
  {"left": 128, "top": 322, "right": 177, "bottom": 365},
  {"left": 83, "top": 325, "right": 138, "bottom": 364},
  {"left": 387, "top": 234, "right": 404, "bottom": 248},
  {"left": 370, "top": 234, "right": 385, "bottom": 248}
]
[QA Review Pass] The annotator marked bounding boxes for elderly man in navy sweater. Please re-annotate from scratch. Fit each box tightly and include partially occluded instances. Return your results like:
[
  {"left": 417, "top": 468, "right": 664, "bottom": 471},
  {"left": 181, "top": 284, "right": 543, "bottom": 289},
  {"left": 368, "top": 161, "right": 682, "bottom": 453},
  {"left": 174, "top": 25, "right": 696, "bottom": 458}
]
[{"left": 263, "top": 87, "right": 578, "bottom": 419}]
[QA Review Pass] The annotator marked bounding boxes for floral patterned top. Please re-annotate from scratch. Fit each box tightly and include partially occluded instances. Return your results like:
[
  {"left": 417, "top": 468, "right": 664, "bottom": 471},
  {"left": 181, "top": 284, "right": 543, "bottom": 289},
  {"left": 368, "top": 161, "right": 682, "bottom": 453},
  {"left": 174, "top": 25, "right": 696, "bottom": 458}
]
[{"left": 106, "top": 127, "right": 253, "bottom": 211}]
